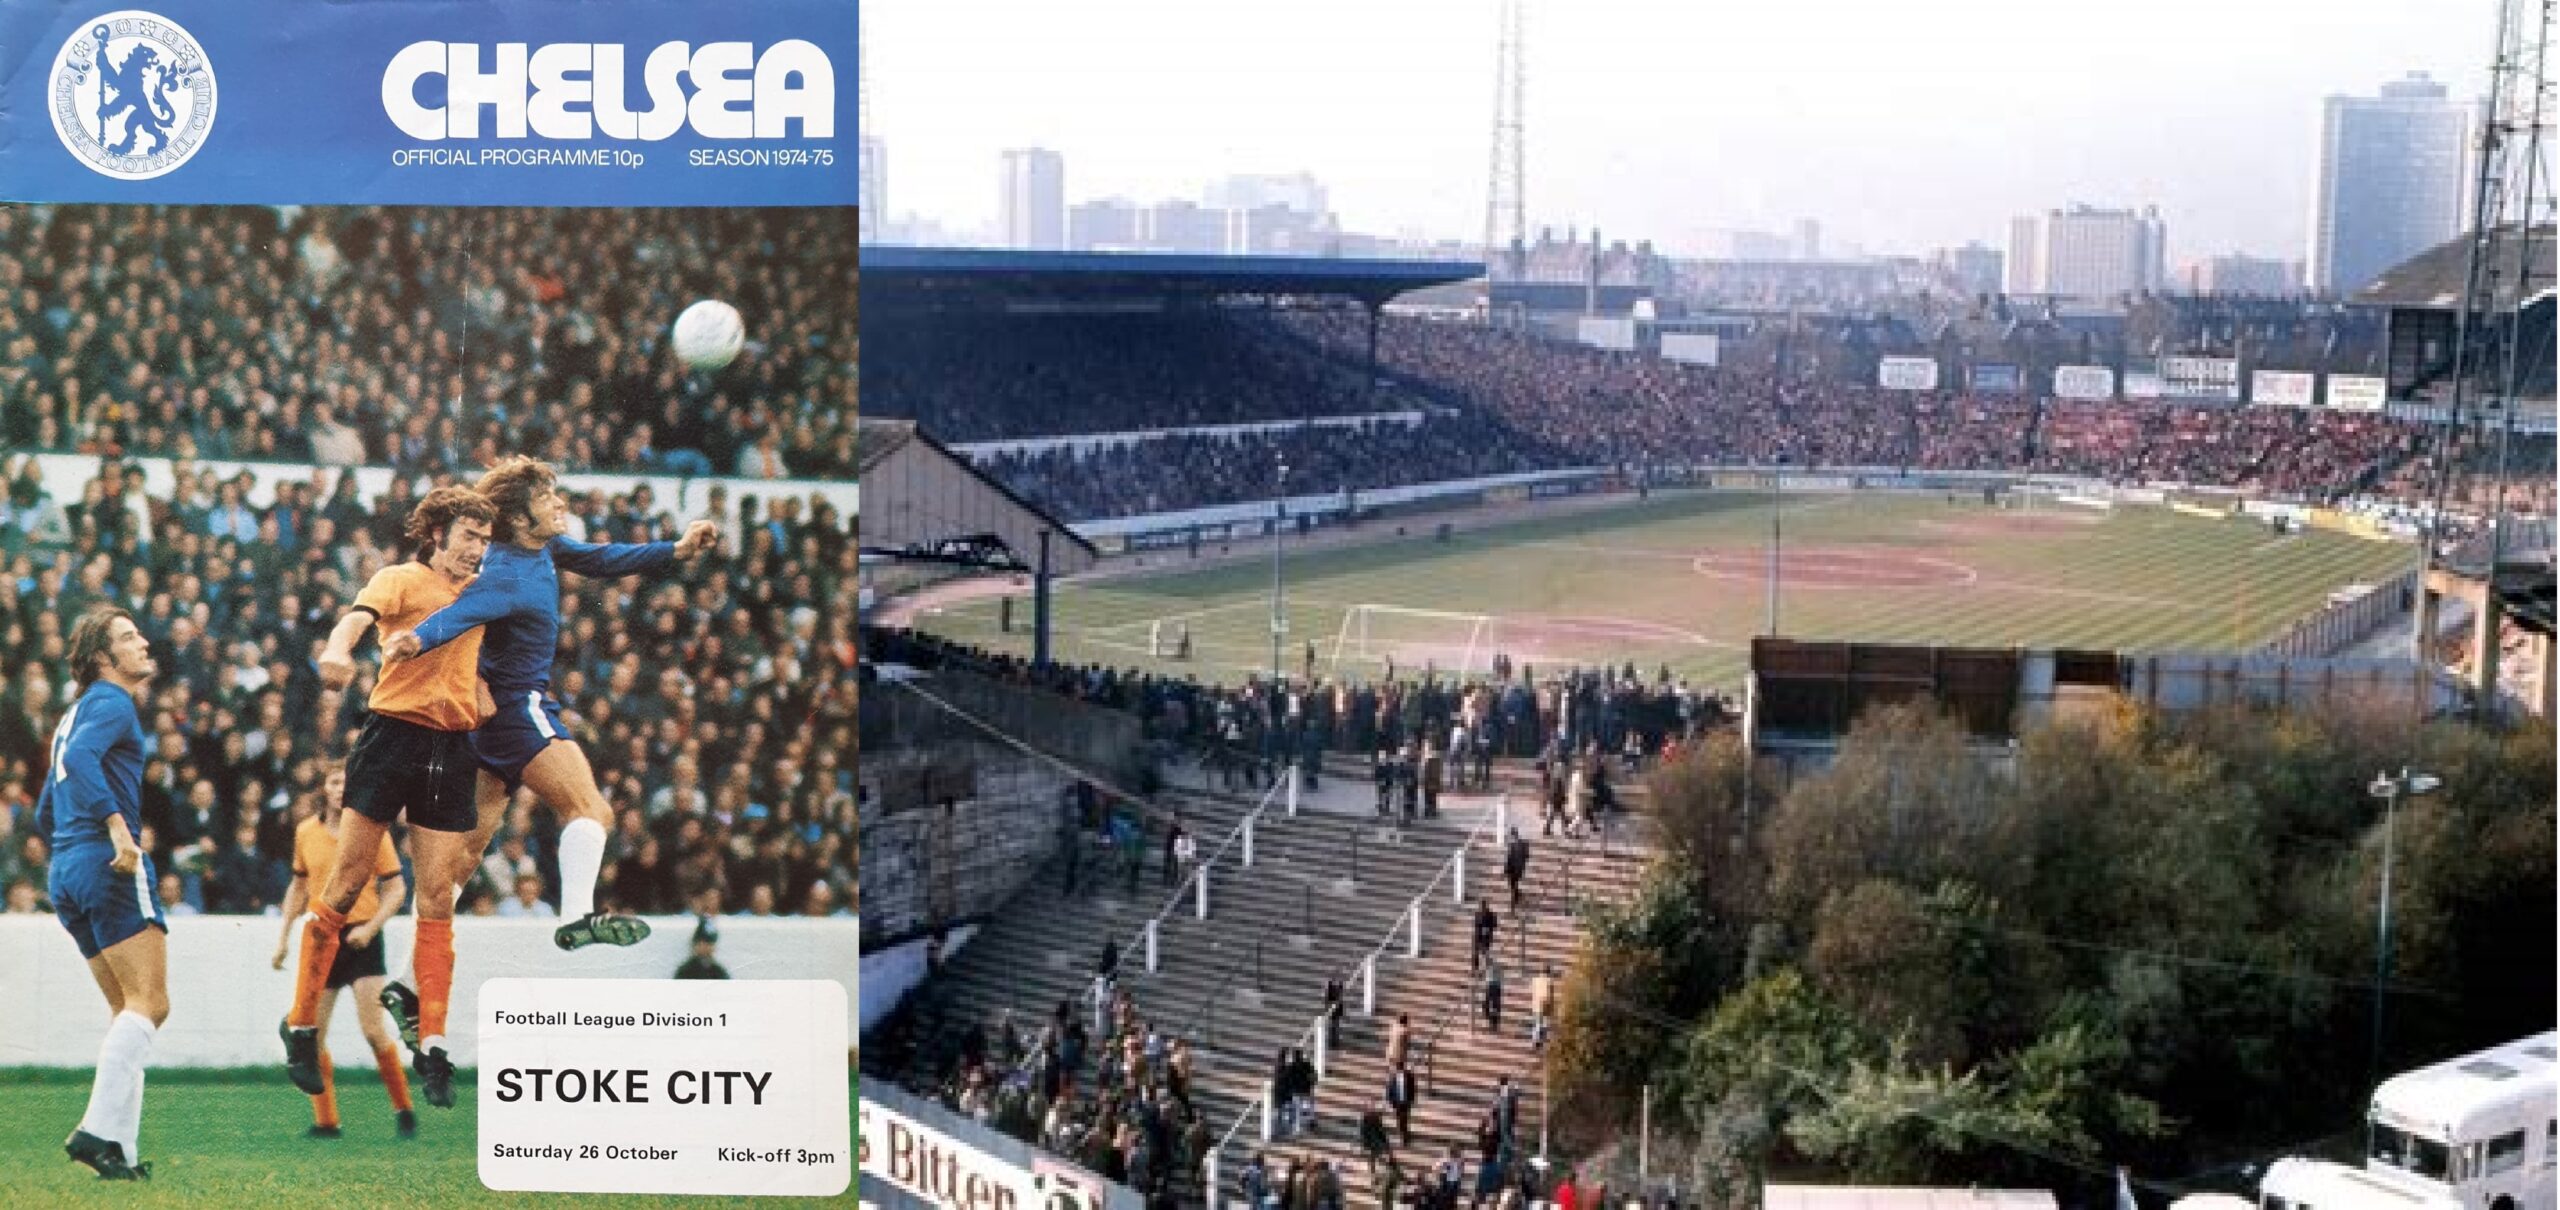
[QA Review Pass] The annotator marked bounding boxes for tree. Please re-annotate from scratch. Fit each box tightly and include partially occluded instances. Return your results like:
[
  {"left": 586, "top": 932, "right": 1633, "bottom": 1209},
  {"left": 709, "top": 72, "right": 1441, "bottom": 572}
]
[
  {"left": 1804, "top": 878, "right": 2028, "bottom": 1069},
  {"left": 1552, "top": 861, "right": 1713, "bottom": 1146},
  {"left": 1662, "top": 970, "right": 1871, "bottom": 1207},
  {"left": 1666, "top": 969, "right": 1872, "bottom": 1135},
  {"left": 1562, "top": 699, "right": 2550, "bottom": 1183},
  {"left": 1784, "top": 1020, "right": 2163, "bottom": 1187},
  {"left": 1804, "top": 880, "right": 1964, "bottom": 1066},
  {"left": 1762, "top": 703, "right": 1998, "bottom": 936},
  {"left": 1988, "top": 1018, "right": 2166, "bottom": 1166},
  {"left": 1786, "top": 1046, "right": 2005, "bottom": 1185},
  {"left": 2348, "top": 718, "right": 2557, "bottom": 1063},
  {"left": 1647, "top": 731, "right": 1767, "bottom": 926}
]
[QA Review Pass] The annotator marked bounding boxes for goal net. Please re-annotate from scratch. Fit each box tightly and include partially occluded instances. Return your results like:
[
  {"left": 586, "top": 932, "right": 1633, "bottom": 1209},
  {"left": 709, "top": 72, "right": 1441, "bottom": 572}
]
[{"left": 1327, "top": 603, "right": 1497, "bottom": 680}]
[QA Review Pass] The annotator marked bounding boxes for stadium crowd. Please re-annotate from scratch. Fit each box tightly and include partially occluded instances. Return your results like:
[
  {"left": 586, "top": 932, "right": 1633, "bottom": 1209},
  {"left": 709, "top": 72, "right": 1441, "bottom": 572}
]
[
  {"left": 0, "top": 454, "right": 857, "bottom": 925},
  {"left": 1288, "top": 311, "right": 2438, "bottom": 494},
  {"left": 865, "top": 626, "right": 1734, "bottom": 791},
  {"left": 900, "top": 989, "right": 1220, "bottom": 1207},
  {"left": 968, "top": 420, "right": 1558, "bottom": 522},
  {"left": 0, "top": 204, "right": 857, "bottom": 480},
  {"left": 867, "top": 626, "right": 1698, "bottom": 1209},
  {"left": 2032, "top": 400, "right": 2420, "bottom": 494},
  {"left": 862, "top": 307, "right": 2470, "bottom": 522},
  {"left": 862, "top": 311, "right": 1380, "bottom": 442}
]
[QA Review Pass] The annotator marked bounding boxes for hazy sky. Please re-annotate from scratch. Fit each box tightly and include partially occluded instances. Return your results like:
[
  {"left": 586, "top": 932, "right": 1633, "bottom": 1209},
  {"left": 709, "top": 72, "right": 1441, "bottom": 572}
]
[{"left": 867, "top": 0, "right": 2497, "bottom": 263}]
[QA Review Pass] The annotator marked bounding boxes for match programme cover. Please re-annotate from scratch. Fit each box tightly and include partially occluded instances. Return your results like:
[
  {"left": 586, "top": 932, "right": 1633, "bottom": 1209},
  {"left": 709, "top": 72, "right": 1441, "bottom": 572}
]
[{"left": 0, "top": 0, "right": 859, "bottom": 1203}]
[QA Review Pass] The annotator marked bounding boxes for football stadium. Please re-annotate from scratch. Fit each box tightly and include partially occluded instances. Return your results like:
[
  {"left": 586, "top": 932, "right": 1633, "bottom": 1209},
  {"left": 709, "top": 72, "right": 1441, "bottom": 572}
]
[
  {"left": 855, "top": 87, "right": 2555, "bottom": 1210},
  {"left": 0, "top": 204, "right": 856, "bottom": 1203}
]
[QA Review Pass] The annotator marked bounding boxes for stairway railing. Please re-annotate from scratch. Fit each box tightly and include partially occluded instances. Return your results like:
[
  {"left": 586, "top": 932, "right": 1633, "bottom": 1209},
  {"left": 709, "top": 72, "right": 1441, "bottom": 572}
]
[{"left": 1203, "top": 790, "right": 1509, "bottom": 1204}]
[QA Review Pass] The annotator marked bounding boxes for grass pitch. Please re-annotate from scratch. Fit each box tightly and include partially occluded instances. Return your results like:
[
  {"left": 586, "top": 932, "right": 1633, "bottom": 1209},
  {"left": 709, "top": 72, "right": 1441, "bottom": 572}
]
[
  {"left": 912, "top": 490, "right": 2417, "bottom": 689},
  {"left": 0, "top": 1070, "right": 809, "bottom": 1207}
]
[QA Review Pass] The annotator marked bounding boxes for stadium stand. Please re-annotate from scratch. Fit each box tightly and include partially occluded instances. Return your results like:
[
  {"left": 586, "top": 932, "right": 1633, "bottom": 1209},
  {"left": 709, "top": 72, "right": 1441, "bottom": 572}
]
[
  {"left": 860, "top": 673, "right": 1661, "bottom": 1205},
  {"left": 865, "top": 621, "right": 1747, "bottom": 1203},
  {"left": 863, "top": 308, "right": 2476, "bottom": 523},
  {"left": 967, "top": 422, "right": 1558, "bottom": 526},
  {"left": 861, "top": 311, "right": 1381, "bottom": 441}
]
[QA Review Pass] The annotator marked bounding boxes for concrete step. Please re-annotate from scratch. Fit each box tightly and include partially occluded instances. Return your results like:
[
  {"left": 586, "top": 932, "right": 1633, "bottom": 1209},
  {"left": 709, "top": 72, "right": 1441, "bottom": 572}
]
[{"left": 865, "top": 754, "right": 1661, "bottom": 1208}]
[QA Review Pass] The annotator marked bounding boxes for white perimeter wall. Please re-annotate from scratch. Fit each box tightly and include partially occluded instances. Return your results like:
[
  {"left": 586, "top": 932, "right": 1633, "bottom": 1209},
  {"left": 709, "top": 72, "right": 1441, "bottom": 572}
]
[
  {"left": 20, "top": 451, "right": 858, "bottom": 529},
  {"left": 0, "top": 914, "right": 856, "bottom": 1068},
  {"left": 856, "top": 924, "right": 977, "bottom": 1036}
]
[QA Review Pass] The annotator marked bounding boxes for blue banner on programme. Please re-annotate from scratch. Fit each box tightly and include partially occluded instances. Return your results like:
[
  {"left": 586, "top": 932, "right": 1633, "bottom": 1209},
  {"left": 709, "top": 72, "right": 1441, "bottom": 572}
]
[{"left": 0, "top": 0, "right": 854, "bottom": 205}]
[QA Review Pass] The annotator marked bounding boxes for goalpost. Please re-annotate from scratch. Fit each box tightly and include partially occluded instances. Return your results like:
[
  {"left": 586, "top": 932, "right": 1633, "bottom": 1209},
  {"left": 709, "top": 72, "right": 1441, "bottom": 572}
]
[{"left": 1327, "top": 603, "right": 1499, "bottom": 680}]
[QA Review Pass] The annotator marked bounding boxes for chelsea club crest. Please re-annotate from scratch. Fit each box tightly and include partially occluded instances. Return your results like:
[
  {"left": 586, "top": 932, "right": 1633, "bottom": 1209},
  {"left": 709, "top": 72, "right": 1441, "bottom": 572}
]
[{"left": 49, "top": 10, "right": 217, "bottom": 180}]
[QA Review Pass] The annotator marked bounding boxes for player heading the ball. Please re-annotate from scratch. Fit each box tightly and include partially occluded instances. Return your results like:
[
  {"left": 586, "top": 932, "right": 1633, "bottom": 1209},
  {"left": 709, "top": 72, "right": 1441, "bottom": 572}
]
[
  {"left": 381, "top": 455, "right": 717, "bottom": 956},
  {"left": 285, "top": 486, "right": 498, "bottom": 1110}
]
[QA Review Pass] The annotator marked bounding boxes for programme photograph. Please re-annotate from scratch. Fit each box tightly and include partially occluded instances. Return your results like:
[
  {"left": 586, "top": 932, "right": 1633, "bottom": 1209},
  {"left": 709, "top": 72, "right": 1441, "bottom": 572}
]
[{"left": 0, "top": 201, "right": 858, "bottom": 1200}]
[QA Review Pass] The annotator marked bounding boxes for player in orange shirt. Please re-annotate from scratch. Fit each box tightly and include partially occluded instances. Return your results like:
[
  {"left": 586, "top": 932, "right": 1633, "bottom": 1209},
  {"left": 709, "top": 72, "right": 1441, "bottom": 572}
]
[
  {"left": 272, "top": 766, "right": 414, "bottom": 1139},
  {"left": 281, "top": 487, "right": 495, "bottom": 1109}
]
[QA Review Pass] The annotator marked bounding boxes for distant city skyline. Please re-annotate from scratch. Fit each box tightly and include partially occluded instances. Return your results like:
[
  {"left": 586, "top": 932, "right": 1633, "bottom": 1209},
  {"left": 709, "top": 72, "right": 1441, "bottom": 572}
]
[
  {"left": 2308, "top": 73, "right": 2474, "bottom": 294},
  {"left": 867, "top": 0, "right": 2493, "bottom": 267}
]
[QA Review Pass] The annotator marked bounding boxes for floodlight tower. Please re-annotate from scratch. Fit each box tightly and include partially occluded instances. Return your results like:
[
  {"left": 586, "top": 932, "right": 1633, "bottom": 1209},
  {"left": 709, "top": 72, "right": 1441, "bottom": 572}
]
[
  {"left": 1483, "top": 0, "right": 1527, "bottom": 280},
  {"left": 2413, "top": 0, "right": 2552, "bottom": 713}
]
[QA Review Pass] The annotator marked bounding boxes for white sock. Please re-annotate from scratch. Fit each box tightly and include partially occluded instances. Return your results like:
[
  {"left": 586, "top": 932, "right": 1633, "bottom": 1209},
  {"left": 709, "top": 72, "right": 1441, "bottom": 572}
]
[
  {"left": 423, "top": 1033, "right": 446, "bottom": 1055},
  {"left": 558, "top": 817, "right": 606, "bottom": 919},
  {"left": 78, "top": 1011, "right": 155, "bottom": 1162}
]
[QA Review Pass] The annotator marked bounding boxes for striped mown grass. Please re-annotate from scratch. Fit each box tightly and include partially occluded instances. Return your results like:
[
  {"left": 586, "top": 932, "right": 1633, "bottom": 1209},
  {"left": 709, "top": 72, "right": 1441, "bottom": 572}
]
[{"left": 909, "top": 491, "right": 2418, "bottom": 692}]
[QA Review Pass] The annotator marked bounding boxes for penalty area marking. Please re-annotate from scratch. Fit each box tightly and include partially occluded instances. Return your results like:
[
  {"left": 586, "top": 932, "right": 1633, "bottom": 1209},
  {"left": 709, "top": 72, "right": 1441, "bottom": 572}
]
[{"left": 1691, "top": 546, "right": 1980, "bottom": 589}]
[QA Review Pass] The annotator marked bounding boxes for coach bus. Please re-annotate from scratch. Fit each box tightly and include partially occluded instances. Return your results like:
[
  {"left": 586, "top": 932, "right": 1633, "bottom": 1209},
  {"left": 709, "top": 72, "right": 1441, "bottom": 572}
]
[
  {"left": 2259, "top": 1032, "right": 2555, "bottom": 1210},
  {"left": 2258, "top": 1159, "right": 2461, "bottom": 1210}
]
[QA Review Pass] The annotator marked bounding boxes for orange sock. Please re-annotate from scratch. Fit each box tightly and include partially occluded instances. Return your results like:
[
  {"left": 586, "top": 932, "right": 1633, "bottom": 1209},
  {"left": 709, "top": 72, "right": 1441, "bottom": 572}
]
[
  {"left": 311, "top": 1048, "right": 340, "bottom": 1128},
  {"left": 290, "top": 903, "right": 348, "bottom": 1027},
  {"left": 374, "top": 1043, "right": 413, "bottom": 1112},
  {"left": 416, "top": 917, "right": 454, "bottom": 1044}
]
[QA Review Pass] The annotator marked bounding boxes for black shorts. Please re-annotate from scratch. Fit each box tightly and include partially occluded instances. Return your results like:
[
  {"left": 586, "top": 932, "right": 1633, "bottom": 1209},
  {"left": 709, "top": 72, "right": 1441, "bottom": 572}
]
[
  {"left": 325, "top": 926, "right": 387, "bottom": 989},
  {"left": 345, "top": 713, "right": 480, "bottom": 833}
]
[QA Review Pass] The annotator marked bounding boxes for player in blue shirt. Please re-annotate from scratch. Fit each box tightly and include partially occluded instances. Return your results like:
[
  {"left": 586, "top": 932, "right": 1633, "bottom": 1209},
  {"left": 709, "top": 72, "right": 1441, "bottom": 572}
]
[
  {"left": 384, "top": 456, "right": 717, "bottom": 954},
  {"left": 35, "top": 609, "right": 165, "bottom": 1181}
]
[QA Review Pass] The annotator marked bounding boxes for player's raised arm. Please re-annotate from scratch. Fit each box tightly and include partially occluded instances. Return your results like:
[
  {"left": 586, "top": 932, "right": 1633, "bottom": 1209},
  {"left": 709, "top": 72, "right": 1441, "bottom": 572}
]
[
  {"left": 550, "top": 533, "right": 676, "bottom": 578},
  {"left": 674, "top": 519, "right": 719, "bottom": 559},
  {"left": 387, "top": 563, "right": 522, "bottom": 664}
]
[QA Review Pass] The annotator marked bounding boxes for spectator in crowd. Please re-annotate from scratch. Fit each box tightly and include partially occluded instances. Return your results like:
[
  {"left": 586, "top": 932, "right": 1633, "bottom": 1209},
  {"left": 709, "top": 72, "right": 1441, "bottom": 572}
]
[
  {"left": 495, "top": 874, "right": 554, "bottom": 918},
  {"left": 675, "top": 917, "right": 729, "bottom": 980}
]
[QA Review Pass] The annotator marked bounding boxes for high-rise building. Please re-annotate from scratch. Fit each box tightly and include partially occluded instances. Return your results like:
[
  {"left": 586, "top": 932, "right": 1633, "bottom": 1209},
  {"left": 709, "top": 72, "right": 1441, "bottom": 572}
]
[
  {"left": 1143, "top": 200, "right": 1226, "bottom": 254},
  {"left": 1204, "top": 172, "right": 1330, "bottom": 219},
  {"left": 1793, "top": 218, "right": 1822, "bottom": 260},
  {"left": 2308, "top": 73, "right": 2471, "bottom": 296},
  {"left": 999, "top": 148, "right": 1065, "bottom": 251},
  {"left": 2185, "top": 253, "right": 2299, "bottom": 296},
  {"left": 2005, "top": 216, "right": 2043, "bottom": 295},
  {"left": 859, "top": 136, "right": 886, "bottom": 242},
  {"left": 1068, "top": 198, "right": 1144, "bottom": 251},
  {"left": 1935, "top": 242, "right": 2004, "bottom": 297},
  {"left": 2005, "top": 205, "right": 2166, "bottom": 298}
]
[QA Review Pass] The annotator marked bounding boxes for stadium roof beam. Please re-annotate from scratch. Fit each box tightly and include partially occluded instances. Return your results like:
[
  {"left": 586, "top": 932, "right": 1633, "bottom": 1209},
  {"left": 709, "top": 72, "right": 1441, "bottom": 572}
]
[
  {"left": 856, "top": 418, "right": 1098, "bottom": 672},
  {"left": 857, "top": 246, "right": 1483, "bottom": 313},
  {"left": 2354, "top": 223, "right": 2558, "bottom": 407}
]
